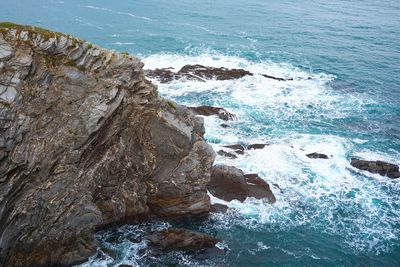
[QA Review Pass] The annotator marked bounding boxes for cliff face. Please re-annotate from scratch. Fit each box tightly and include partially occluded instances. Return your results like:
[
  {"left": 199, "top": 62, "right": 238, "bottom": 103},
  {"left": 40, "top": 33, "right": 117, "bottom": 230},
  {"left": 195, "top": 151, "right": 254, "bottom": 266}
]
[{"left": 0, "top": 23, "right": 215, "bottom": 266}]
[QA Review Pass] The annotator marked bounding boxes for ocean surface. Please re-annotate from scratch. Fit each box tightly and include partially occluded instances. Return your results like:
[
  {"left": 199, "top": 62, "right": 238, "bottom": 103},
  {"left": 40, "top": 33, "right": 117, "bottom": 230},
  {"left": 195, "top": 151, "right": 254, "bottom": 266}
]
[{"left": 2, "top": 0, "right": 400, "bottom": 266}]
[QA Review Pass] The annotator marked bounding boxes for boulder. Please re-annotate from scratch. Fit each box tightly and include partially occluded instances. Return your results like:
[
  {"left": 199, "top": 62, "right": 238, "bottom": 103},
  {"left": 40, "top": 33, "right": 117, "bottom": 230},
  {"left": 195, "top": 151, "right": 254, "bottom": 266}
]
[
  {"left": 188, "top": 105, "right": 236, "bottom": 121},
  {"left": 147, "top": 228, "right": 220, "bottom": 251},
  {"left": 207, "top": 165, "right": 276, "bottom": 203},
  {"left": 350, "top": 158, "right": 399, "bottom": 178},
  {"left": 0, "top": 23, "right": 215, "bottom": 266},
  {"left": 244, "top": 174, "right": 276, "bottom": 203},
  {"left": 306, "top": 152, "right": 329, "bottom": 159}
]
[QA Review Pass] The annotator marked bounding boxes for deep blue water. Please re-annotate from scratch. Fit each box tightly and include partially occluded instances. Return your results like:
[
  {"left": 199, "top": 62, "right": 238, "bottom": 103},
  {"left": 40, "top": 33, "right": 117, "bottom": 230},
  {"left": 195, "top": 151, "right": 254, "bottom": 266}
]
[{"left": 1, "top": 0, "right": 400, "bottom": 266}]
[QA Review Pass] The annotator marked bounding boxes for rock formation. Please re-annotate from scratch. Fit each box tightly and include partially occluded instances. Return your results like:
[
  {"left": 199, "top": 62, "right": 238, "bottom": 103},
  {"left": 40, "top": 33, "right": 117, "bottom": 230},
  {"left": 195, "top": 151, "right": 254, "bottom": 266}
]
[
  {"left": 0, "top": 23, "right": 215, "bottom": 266},
  {"left": 350, "top": 158, "right": 399, "bottom": 178},
  {"left": 145, "top": 64, "right": 292, "bottom": 83},
  {"left": 147, "top": 228, "right": 220, "bottom": 251},
  {"left": 188, "top": 105, "right": 236, "bottom": 121},
  {"left": 207, "top": 165, "right": 276, "bottom": 203},
  {"left": 306, "top": 152, "right": 329, "bottom": 159}
]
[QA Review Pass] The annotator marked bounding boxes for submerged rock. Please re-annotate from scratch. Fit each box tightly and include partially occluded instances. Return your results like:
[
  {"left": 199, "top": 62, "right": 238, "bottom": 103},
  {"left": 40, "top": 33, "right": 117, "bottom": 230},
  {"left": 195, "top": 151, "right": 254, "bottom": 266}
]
[
  {"left": 306, "top": 152, "right": 329, "bottom": 159},
  {"left": 217, "top": 150, "right": 237, "bottom": 159},
  {"left": 207, "top": 165, "right": 276, "bottom": 203},
  {"left": 145, "top": 64, "right": 291, "bottom": 83},
  {"left": 247, "top": 143, "right": 269, "bottom": 150},
  {"left": 222, "top": 144, "right": 245, "bottom": 155},
  {"left": 350, "top": 158, "right": 399, "bottom": 178},
  {"left": 0, "top": 23, "right": 215, "bottom": 266},
  {"left": 147, "top": 228, "right": 220, "bottom": 251},
  {"left": 188, "top": 105, "right": 236, "bottom": 121}
]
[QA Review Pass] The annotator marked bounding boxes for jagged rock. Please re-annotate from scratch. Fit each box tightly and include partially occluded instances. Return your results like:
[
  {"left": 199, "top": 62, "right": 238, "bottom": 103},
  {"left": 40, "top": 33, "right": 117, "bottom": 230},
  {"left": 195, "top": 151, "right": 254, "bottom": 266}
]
[
  {"left": 217, "top": 150, "right": 237, "bottom": 159},
  {"left": 306, "top": 152, "right": 329, "bottom": 159},
  {"left": 350, "top": 158, "right": 399, "bottom": 178},
  {"left": 244, "top": 174, "right": 276, "bottom": 203},
  {"left": 223, "top": 144, "right": 245, "bottom": 155},
  {"left": 145, "top": 64, "right": 291, "bottom": 83},
  {"left": 188, "top": 105, "right": 236, "bottom": 121},
  {"left": 0, "top": 23, "right": 215, "bottom": 266},
  {"left": 210, "top": 204, "right": 229, "bottom": 213},
  {"left": 207, "top": 165, "right": 276, "bottom": 203},
  {"left": 147, "top": 228, "right": 220, "bottom": 251},
  {"left": 248, "top": 143, "right": 269, "bottom": 150}
]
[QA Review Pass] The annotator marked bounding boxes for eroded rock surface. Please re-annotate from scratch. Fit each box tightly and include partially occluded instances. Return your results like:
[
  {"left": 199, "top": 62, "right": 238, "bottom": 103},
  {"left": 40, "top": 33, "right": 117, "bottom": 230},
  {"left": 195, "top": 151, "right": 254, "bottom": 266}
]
[
  {"left": 147, "top": 228, "right": 220, "bottom": 251},
  {"left": 0, "top": 23, "right": 215, "bottom": 266},
  {"left": 145, "top": 64, "right": 293, "bottom": 83},
  {"left": 207, "top": 165, "right": 276, "bottom": 203},
  {"left": 188, "top": 105, "right": 236, "bottom": 121},
  {"left": 350, "top": 158, "right": 399, "bottom": 178}
]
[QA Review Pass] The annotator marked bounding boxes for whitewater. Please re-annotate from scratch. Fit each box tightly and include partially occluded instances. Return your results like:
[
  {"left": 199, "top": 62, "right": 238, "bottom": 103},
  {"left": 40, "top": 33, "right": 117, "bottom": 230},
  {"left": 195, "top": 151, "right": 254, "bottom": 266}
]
[{"left": 1, "top": 0, "right": 399, "bottom": 266}]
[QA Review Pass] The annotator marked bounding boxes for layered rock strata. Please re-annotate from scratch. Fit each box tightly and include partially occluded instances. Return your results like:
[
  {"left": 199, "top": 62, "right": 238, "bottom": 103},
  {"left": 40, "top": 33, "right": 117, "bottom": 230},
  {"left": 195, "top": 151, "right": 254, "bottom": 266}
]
[{"left": 0, "top": 23, "right": 215, "bottom": 266}]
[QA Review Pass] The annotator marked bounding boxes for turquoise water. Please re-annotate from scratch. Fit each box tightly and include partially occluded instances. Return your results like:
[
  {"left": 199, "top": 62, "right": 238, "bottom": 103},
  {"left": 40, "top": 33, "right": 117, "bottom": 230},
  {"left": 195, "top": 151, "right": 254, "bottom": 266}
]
[{"left": 2, "top": 0, "right": 400, "bottom": 266}]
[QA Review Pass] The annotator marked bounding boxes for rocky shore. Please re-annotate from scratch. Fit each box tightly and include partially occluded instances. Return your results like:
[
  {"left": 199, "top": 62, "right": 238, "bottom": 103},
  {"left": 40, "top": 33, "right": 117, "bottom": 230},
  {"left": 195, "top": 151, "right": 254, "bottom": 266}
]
[{"left": 0, "top": 23, "right": 399, "bottom": 266}]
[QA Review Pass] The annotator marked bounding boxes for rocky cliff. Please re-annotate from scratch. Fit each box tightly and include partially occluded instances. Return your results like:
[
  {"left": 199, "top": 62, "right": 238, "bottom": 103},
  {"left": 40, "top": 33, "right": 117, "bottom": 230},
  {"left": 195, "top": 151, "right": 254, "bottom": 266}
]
[{"left": 0, "top": 23, "right": 215, "bottom": 266}]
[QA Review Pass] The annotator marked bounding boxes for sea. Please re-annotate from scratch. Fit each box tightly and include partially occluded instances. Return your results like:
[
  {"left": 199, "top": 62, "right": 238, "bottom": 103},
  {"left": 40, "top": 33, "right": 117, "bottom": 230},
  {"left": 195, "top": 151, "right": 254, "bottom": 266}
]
[{"left": 1, "top": 0, "right": 400, "bottom": 266}]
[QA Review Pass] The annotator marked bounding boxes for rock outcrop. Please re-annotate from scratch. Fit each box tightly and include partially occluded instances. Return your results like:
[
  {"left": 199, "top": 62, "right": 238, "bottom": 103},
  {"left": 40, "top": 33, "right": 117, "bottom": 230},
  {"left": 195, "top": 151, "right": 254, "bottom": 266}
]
[
  {"left": 306, "top": 152, "right": 329, "bottom": 159},
  {"left": 0, "top": 23, "right": 215, "bottom": 266},
  {"left": 350, "top": 158, "right": 399, "bottom": 178},
  {"left": 207, "top": 165, "right": 276, "bottom": 203},
  {"left": 147, "top": 228, "right": 220, "bottom": 251},
  {"left": 145, "top": 64, "right": 292, "bottom": 83},
  {"left": 188, "top": 105, "right": 236, "bottom": 121}
]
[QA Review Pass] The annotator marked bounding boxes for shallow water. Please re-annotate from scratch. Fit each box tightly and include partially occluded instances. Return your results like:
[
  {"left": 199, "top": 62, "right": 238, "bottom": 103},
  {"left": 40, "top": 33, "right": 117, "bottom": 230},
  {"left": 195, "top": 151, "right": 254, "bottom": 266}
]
[{"left": 2, "top": 0, "right": 400, "bottom": 266}]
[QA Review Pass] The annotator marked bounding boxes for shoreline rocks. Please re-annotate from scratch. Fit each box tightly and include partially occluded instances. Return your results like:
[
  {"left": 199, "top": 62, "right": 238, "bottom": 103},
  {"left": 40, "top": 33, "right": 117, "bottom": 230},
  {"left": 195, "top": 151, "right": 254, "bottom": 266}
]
[
  {"left": 350, "top": 158, "right": 399, "bottom": 179},
  {"left": 145, "top": 64, "right": 292, "bottom": 83},
  {"left": 306, "top": 152, "right": 329, "bottom": 159},
  {"left": 188, "top": 105, "right": 236, "bottom": 121},
  {"left": 147, "top": 228, "right": 220, "bottom": 251},
  {"left": 207, "top": 165, "right": 276, "bottom": 203},
  {"left": 0, "top": 23, "right": 216, "bottom": 266}
]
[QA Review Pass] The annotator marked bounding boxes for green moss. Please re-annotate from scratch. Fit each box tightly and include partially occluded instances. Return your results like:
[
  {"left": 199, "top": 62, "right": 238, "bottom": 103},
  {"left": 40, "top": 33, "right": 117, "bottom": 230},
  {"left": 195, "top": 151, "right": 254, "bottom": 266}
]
[
  {"left": 166, "top": 100, "right": 176, "bottom": 110},
  {"left": 87, "top": 43, "right": 93, "bottom": 49},
  {"left": 0, "top": 21, "right": 85, "bottom": 44},
  {"left": 121, "top": 51, "right": 129, "bottom": 56},
  {"left": 65, "top": 59, "right": 76, "bottom": 67}
]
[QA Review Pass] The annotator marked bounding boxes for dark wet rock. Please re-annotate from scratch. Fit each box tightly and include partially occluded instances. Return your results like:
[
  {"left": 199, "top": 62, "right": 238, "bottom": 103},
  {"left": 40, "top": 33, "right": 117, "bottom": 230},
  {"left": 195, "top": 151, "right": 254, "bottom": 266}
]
[
  {"left": 188, "top": 105, "right": 236, "bottom": 121},
  {"left": 207, "top": 165, "right": 276, "bottom": 203},
  {"left": 210, "top": 204, "right": 229, "bottom": 213},
  {"left": 118, "top": 265, "right": 133, "bottom": 267},
  {"left": 273, "top": 183, "right": 283, "bottom": 194},
  {"left": 306, "top": 152, "right": 329, "bottom": 159},
  {"left": 223, "top": 144, "right": 245, "bottom": 155},
  {"left": 147, "top": 228, "right": 220, "bottom": 251},
  {"left": 261, "top": 74, "right": 293, "bottom": 81},
  {"left": 350, "top": 158, "right": 399, "bottom": 179},
  {"left": 208, "top": 165, "right": 248, "bottom": 201},
  {"left": 146, "top": 64, "right": 291, "bottom": 83},
  {"left": 244, "top": 174, "right": 276, "bottom": 203},
  {"left": 217, "top": 150, "right": 237, "bottom": 159},
  {"left": 220, "top": 123, "right": 230, "bottom": 128},
  {"left": 0, "top": 23, "right": 215, "bottom": 266},
  {"left": 247, "top": 143, "right": 269, "bottom": 150}
]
